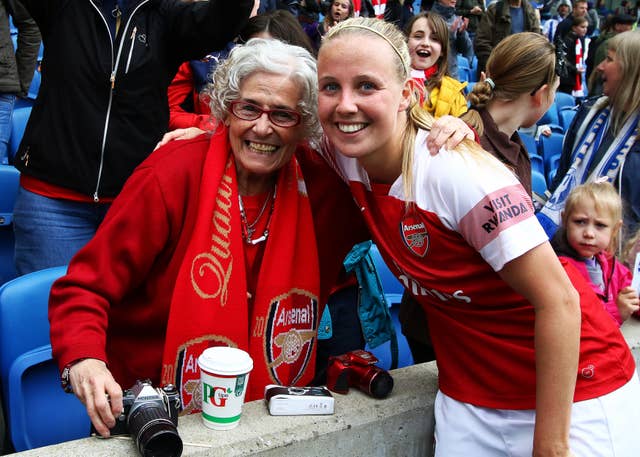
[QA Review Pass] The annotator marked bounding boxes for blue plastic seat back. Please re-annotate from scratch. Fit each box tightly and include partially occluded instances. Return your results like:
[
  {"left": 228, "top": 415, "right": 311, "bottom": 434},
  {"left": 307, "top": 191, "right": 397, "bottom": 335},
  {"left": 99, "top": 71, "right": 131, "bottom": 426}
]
[
  {"left": 369, "top": 244, "right": 404, "bottom": 306},
  {"left": 546, "top": 154, "right": 562, "bottom": 186},
  {"left": 26, "top": 69, "right": 41, "bottom": 100},
  {"left": 0, "top": 165, "right": 19, "bottom": 226},
  {"left": 554, "top": 92, "right": 576, "bottom": 112},
  {"left": 531, "top": 170, "right": 548, "bottom": 196},
  {"left": 529, "top": 153, "right": 545, "bottom": 175},
  {"left": 538, "top": 102, "right": 560, "bottom": 127},
  {"left": 456, "top": 53, "right": 471, "bottom": 70},
  {"left": 9, "top": 105, "right": 32, "bottom": 164},
  {"left": 520, "top": 133, "right": 539, "bottom": 156},
  {"left": 559, "top": 107, "right": 577, "bottom": 131},
  {"left": 0, "top": 266, "right": 91, "bottom": 451},
  {"left": 0, "top": 165, "right": 20, "bottom": 285},
  {"left": 539, "top": 131, "right": 564, "bottom": 164}
]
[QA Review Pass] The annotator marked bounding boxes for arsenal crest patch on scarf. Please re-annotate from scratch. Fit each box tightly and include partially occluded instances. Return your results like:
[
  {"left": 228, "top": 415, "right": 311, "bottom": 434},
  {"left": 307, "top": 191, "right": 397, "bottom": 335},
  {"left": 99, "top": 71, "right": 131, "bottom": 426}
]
[
  {"left": 400, "top": 211, "right": 430, "bottom": 257},
  {"left": 264, "top": 290, "right": 318, "bottom": 386}
]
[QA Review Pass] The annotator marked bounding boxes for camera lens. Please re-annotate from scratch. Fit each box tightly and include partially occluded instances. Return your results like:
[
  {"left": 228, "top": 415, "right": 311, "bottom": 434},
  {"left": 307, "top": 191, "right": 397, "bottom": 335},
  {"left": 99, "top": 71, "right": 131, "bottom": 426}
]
[
  {"left": 367, "top": 370, "right": 394, "bottom": 399},
  {"left": 127, "top": 404, "right": 183, "bottom": 457}
]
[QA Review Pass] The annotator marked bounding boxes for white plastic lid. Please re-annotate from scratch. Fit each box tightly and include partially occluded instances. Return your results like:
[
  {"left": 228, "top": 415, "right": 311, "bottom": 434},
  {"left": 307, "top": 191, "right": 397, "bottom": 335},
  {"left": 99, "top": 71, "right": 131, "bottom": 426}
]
[{"left": 198, "top": 346, "right": 253, "bottom": 376}]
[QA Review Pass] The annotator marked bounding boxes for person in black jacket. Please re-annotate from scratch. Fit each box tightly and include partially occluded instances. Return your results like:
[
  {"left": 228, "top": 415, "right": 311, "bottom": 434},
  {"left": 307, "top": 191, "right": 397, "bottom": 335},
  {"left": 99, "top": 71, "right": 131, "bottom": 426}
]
[
  {"left": 12, "top": 0, "right": 253, "bottom": 275},
  {"left": 0, "top": 0, "right": 40, "bottom": 164}
]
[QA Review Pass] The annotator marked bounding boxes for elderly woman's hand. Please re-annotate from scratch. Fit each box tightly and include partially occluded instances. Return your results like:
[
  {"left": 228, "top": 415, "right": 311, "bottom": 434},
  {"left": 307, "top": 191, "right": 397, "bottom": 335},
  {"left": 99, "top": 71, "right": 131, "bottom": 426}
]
[
  {"left": 155, "top": 127, "right": 206, "bottom": 150},
  {"left": 69, "top": 358, "right": 123, "bottom": 438},
  {"left": 426, "top": 115, "right": 475, "bottom": 155}
]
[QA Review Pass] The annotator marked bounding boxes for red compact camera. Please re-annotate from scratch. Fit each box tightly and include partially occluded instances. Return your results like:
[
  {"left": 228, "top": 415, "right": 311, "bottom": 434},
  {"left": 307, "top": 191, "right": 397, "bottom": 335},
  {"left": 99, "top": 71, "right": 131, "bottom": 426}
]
[{"left": 326, "top": 349, "right": 393, "bottom": 399}]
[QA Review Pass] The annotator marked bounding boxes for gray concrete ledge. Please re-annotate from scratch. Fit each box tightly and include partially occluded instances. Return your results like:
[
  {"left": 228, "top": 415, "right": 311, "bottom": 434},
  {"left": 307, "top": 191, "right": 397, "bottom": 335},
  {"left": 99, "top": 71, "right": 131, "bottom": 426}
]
[
  {"left": 10, "top": 363, "right": 438, "bottom": 457},
  {"left": 10, "top": 318, "right": 640, "bottom": 457}
]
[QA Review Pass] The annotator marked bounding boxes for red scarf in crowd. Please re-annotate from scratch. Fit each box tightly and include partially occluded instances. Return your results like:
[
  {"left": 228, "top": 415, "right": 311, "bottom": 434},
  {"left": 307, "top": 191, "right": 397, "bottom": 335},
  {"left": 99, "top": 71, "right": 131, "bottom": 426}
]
[
  {"left": 161, "top": 128, "right": 321, "bottom": 414},
  {"left": 411, "top": 64, "right": 439, "bottom": 104},
  {"left": 573, "top": 38, "right": 584, "bottom": 97}
]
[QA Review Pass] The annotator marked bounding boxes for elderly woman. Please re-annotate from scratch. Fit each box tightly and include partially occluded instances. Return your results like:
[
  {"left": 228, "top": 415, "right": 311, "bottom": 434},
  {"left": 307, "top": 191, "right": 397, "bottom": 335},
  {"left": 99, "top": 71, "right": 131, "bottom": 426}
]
[
  {"left": 540, "top": 30, "right": 640, "bottom": 239},
  {"left": 48, "top": 38, "right": 365, "bottom": 437}
]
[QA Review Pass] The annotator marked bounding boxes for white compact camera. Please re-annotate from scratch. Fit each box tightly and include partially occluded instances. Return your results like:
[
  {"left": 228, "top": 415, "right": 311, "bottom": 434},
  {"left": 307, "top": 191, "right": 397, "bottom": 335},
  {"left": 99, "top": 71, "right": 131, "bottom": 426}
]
[{"left": 264, "top": 385, "right": 335, "bottom": 416}]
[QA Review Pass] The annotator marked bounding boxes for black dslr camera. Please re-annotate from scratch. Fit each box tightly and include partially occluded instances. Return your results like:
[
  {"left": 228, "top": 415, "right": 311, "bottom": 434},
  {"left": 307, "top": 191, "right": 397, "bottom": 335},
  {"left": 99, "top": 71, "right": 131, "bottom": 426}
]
[
  {"left": 108, "top": 380, "right": 183, "bottom": 457},
  {"left": 326, "top": 350, "right": 394, "bottom": 399}
]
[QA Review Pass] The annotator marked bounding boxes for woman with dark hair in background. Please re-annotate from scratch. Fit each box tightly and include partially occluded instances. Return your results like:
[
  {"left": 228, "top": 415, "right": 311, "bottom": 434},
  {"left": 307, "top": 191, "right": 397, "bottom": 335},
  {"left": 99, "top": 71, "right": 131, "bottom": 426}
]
[{"left": 167, "top": 9, "right": 315, "bottom": 131}]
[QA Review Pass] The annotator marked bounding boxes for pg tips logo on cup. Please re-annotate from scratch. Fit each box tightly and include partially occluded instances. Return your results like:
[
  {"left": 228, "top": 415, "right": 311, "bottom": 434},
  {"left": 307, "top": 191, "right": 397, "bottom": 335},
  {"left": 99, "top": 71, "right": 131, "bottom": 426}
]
[{"left": 203, "top": 374, "right": 247, "bottom": 408}]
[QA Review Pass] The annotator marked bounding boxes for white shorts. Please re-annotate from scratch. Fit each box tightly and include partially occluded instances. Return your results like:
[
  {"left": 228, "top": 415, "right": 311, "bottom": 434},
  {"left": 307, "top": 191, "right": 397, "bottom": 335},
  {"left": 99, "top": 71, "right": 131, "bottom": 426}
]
[{"left": 434, "top": 371, "right": 640, "bottom": 457}]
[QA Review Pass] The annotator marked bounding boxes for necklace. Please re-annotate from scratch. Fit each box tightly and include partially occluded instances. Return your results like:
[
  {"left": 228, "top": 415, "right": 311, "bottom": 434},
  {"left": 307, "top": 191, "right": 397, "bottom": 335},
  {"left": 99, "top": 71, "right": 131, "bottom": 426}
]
[{"left": 238, "top": 184, "right": 276, "bottom": 245}]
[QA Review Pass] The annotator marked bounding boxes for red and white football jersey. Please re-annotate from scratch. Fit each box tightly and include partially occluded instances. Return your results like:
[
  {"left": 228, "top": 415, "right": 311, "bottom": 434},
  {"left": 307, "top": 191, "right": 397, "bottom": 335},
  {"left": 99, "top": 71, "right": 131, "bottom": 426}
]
[{"left": 321, "top": 130, "right": 635, "bottom": 409}]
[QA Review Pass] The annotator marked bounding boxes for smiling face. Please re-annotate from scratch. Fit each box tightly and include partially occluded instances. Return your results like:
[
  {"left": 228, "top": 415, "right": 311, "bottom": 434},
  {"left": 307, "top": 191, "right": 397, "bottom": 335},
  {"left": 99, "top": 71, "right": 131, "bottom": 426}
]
[
  {"left": 228, "top": 72, "right": 305, "bottom": 189},
  {"left": 565, "top": 197, "right": 617, "bottom": 259},
  {"left": 331, "top": 0, "right": 351, "bottom": 22},
  {"left": 317, "top": 34, "right": 411, "bottom": 178},
  {"left": 407, "top": 17, "right": 443, "bottom": 71},
  {"left": 597, "top": 49, "right": 622, "bottom": 99}
]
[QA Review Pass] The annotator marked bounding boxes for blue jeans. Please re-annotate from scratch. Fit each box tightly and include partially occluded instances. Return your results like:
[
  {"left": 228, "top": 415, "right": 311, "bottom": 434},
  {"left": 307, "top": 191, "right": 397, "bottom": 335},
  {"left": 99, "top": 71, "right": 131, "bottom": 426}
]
[
  {"left": 0, "top": 94, "right": 15, "bottom": 164},
  {"left": 13, "top": 186, "right": 111, "bottom": 275}
]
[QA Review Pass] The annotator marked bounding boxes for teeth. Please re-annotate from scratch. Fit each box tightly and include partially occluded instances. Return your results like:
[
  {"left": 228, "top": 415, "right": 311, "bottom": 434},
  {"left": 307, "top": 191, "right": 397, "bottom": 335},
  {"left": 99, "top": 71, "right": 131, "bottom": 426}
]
[
  {"left": 248, "top": 142, "right": 277, "bottom": 153},
  {"left": 337, "top": 123, "right": 366, "bottom": 133}
]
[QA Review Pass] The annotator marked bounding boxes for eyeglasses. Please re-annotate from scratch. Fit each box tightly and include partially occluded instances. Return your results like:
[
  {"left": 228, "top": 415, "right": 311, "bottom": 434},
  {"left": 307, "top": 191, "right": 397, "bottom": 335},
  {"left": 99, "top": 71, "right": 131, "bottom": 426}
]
[
  {"left": 229, "top": 101, "right": 302, "bottom": 128},
  {"left": 530, "top": 40, "right": 568, "bottom": 96}
]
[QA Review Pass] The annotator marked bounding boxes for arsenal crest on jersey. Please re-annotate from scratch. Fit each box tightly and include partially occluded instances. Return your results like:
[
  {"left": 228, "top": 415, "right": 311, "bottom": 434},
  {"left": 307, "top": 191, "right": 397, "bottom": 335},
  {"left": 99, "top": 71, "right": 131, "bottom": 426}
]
[
  {"left": 400, "top": 213, "right": 430, "bottom": 257},
  {"left": 265, "top": 291, "right": 317, "bottom": 385}
]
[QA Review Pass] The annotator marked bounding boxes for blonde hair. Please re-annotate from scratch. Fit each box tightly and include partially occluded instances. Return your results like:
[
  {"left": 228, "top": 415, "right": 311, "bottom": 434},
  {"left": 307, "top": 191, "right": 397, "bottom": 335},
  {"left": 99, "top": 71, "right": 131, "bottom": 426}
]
[
  {"left": 462, "top": 32, "right": 556, "bottom": 137},
  {"left": 323, "top": 17, "right": 480, "bottom": 200},
  {"left": 561, "top": 182, "right": 623, "bottom": 254},
  {"left": 604, "top": 31, "right": 640, "bottom": 134}
]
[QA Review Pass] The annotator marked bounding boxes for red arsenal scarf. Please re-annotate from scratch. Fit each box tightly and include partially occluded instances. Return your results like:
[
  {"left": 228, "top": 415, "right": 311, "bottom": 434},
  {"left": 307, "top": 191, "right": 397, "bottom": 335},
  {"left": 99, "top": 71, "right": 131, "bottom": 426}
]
[{"left": 161, "top": 128, "right": 321, "bottom": 414}]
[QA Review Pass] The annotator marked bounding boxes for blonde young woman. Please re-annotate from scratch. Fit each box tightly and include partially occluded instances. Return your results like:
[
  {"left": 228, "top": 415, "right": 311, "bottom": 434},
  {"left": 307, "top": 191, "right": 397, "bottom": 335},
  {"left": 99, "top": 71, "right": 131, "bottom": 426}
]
[{"left": 316, "top": 17, "right": 639, "bottom": 457}]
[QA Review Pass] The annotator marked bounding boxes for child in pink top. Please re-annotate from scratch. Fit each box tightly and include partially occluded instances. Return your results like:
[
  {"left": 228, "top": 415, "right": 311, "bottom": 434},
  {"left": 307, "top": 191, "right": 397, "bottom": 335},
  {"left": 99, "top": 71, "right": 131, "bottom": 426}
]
[{"left": 552, "top": 181, "right": 640, "bottom": 325}]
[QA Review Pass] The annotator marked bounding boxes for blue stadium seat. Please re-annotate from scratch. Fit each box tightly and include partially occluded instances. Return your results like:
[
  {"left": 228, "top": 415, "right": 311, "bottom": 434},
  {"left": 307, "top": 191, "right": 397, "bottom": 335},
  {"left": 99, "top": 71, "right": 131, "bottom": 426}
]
[
  {"left": 0, "top": 165, "right": 20, "bottom": 286},
  {"left": 0, "top": 266, "right": 91, "bottom": 451},
  {"left": 519, "top": 132, "right": 539, "bottom": 156},
  {"left": 8, "top": 105, "right": 31, "bottom": 164},
  {"left": 531, "top": 170, "right": 548, "bottom": 196},
  {"left": 529, "top": 153, "right": 545, "bottom": 175},
  {"left": 559, "top": 107, "right": 577, "bottom": 131},
  {"left": 369, "top": 244, "right": 404, "bottom": 306},
  {"left": 8, "top": 16, "right": 17, "bottom": 35},
  {"left": 539, "top": 132, "right": 564, "bottom": 171},
  {"left": 457, "top": 66, "right": 472, "bottom": 83},
  {"left": 26, "top": 69, "right": 41, "bottom": 100},
  {"left": 456, "top": 53, "right": 471, "bottom": 70},
  {"left": 546, "top": 154, "right": 561, "bottom": 186},
  {"left": 537, "top": 102, "right": 561, "bottom": 129},
  {"left": 554, "top": 92, "right": 575, "bottom": 112},
  {"left": 470, "top": 55, "right": 478, "bottom": 82}
]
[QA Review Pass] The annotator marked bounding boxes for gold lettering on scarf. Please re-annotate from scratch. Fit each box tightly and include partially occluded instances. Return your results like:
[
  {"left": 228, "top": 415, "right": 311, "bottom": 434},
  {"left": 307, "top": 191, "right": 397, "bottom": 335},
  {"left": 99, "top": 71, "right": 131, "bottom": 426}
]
[{"left": 190, "top": 171, "right": 234, "bottom": 305}]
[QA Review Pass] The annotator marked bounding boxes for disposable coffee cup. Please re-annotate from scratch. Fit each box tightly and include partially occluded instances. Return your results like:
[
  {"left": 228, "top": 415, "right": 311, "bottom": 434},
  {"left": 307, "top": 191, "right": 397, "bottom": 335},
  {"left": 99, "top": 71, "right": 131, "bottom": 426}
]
[{"left": 198, "top": 347, "right": 253, "bottom": 430}]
